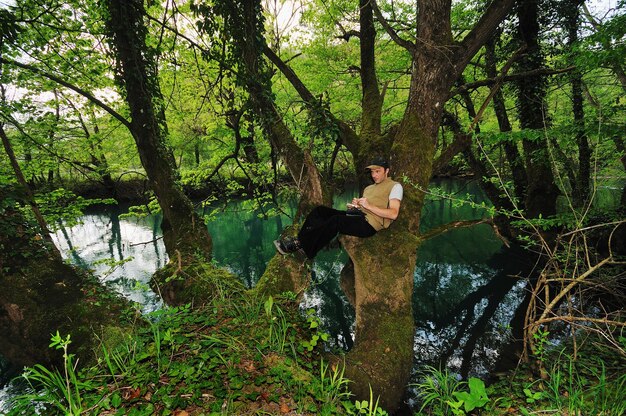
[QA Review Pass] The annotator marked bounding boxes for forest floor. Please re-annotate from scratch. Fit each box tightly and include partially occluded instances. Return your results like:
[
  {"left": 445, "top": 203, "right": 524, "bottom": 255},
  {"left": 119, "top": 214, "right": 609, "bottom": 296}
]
[{"left": 5, "top": 257, "right": 624, "bottom": 415}]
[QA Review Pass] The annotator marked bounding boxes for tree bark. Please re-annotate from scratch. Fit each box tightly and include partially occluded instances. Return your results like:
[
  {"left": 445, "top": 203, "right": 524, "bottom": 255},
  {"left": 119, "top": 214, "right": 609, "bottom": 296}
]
[
  {"left": 485, "top": 36, "right": 527, "bottom": 204},
  {"left": 104, "top": 0, "right": 212, "bottom": 264},
  {"left": 563, "top": 0, "right": 591, "bottom": 205},
  {"left": 515, "top": 0, "right": 560, "bottom": 218},
  {"left": 337, "top": 0, "right": 516, "bottom": 409}
]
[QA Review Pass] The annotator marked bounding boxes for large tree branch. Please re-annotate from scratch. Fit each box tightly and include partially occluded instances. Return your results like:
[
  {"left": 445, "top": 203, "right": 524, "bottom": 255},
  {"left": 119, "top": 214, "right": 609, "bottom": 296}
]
[
  {"left": 467, "top": 46, "right": 525, "bottom": 131},
  {"left": 371, "top": 0, "right": 415, "bottom": 52},
  {"left": 433, "top": 41, "right": 521, "bottom": 174},
  {"left": 456, "top": 0, "right": 516, "bottom": 76},
  {"left": 0, "top": 57, "right": 131, "bottom": 129},
  {"left": 263, "top": 47, "right": 360, "bottom": 153},
  {"left": 263, "top": 47, "right": 315, "bottom": 103},
  {"left": 359, "top": 0, "right": 383, "bottom": 138},
  {"left": 450, "top": 66, "right": 575, "bottom": 97},
  {"left": 432, "top": 133, "right": 471, "bottom": 176}
]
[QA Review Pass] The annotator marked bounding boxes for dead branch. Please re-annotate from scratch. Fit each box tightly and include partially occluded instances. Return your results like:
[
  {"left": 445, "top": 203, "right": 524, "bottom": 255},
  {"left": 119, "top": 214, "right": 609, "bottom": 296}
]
[{"left": 128, "top": 236, "right": 164, "bottom": 247}]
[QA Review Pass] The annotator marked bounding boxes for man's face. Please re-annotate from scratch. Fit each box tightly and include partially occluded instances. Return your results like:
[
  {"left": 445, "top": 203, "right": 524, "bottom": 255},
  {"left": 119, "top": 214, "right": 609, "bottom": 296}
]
[{"left": 369, "top": 167, "right": 389, "bottom": 184}]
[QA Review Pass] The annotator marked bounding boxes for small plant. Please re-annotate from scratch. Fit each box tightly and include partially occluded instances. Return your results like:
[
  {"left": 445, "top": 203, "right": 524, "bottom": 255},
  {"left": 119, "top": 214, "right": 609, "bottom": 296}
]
[
  {"left": 318, "top": 359, "right": 350, "bottom": 403},
  {"left": 10, "top": 332, "right": 88, "bottom": 415},
  {"left": 264, "top": 295, "right": 289, "bottom": 352},
  {"left": 446, "top": 377, "right": 490, "bottom": 415},
  {"left": 532, "top": 327, "right": 550, "bottom": 362},
  {"left": 301, "top": 308, "right": 329, "bottom": 352},
  {"left": 413, "top": 365, "right": 465, "bottom": 414},
  {"left": 342, "top": 385, "right": 388, "bottom": 415},
  {"left": 523, "top": 386, "right": 544, "bottom": 404}
]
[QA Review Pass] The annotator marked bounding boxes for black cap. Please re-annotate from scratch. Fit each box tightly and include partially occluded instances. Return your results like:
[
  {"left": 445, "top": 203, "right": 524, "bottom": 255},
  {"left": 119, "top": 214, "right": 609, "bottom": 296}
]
[{"left": 365, "top": 156, "right": 389, "bottom": 170}]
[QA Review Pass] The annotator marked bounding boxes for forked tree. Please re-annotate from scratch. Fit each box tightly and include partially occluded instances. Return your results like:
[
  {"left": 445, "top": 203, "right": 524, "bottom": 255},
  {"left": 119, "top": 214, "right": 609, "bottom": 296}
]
[{"left": 194, "top": 0, "right": 516, "bottom": 409}]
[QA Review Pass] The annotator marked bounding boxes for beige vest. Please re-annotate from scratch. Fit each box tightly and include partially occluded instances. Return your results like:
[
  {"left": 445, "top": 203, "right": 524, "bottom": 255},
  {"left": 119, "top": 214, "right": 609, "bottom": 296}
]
[{"left": 362, "top": 177, "right": 398, "bottom": 231}]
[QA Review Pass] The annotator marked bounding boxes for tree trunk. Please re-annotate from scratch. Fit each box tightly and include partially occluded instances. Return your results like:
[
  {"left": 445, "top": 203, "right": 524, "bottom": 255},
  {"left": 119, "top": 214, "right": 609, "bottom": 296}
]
[
  {"left": 0, "top": 124, "right": 61, "bottom": 257},
  {"left": 485, "top": 36, "right": 527, "bottom": 204},
  {"left": 341, "top": 232, "right": 417, "bottom": 409},
  {"left": 564, "top": 0, "right": 591, "bottom": 205},
  {"left": 220, "top": 0, "right": 329, "bottom": 297},
  {"left": 218, "top": 0, "right": 514, "bottom": 409},
  {"left": 340, "top": 0, "right": 515, "bottom": 409},
  {"left": 104, "top": 0, "right": 212, "bottom": 264},
  {"left": 516, "top": 0, "right": 560, "bottom": 218}
]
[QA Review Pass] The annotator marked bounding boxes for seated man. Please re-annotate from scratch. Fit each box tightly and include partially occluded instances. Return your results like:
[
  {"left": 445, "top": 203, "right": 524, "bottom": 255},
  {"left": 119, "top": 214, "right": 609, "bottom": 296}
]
[{"left": 274, "top": 156, "right": 403, "bottom": 259}]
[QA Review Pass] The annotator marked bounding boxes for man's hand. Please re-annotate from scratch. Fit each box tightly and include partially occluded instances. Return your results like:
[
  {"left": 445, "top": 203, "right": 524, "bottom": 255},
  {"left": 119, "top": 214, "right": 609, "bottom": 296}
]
[
  {"left": 355, "top": 197, "right": 370, "bottom": 209},
  {"left": 355, "top": 197, "right": 400, "bottom": 220}
]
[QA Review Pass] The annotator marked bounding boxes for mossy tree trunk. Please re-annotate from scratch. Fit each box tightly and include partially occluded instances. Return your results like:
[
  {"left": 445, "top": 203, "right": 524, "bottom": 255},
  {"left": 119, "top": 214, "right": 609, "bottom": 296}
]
[
  {"left": 0, "top": 189, "right": 128, "bottom": 375},
  {"left": 334, "top": 0, "right": 514, "bottom": 409},
  {"left": 515, "top": 0, "right": 560, "bottom": 218},
  {"left": 103, "top": 0, "right": 212, "bottom": 266}
]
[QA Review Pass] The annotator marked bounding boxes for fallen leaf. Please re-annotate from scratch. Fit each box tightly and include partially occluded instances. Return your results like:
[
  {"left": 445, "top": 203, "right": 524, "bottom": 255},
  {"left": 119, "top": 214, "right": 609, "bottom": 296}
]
[{"left": 122, "top": 387, "right": 141, "bottom": 400}]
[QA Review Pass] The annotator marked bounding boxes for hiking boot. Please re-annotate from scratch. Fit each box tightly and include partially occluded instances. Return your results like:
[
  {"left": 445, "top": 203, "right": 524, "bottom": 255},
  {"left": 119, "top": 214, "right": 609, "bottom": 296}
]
[{"left": 273, "top": 237, "right": 301, "bottom": 255}]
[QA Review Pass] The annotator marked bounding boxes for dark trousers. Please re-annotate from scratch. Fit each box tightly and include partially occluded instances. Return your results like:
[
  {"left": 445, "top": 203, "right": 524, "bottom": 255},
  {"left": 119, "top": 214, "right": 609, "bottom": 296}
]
[{"left": 298, "top": 206, "right": 376, "bottom": 259}]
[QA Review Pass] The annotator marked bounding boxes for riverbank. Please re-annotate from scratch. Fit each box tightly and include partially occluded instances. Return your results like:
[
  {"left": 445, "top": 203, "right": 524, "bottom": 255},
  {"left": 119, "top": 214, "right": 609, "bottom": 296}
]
[
  {"left": 4, "top": 263, "right": 380, "bottom": 415},
  {"left": 5, "top": 267, "right": 624, "bottom": 415},
  {"left": 4, "top": 177, "right": 623, "bottom": 414}
]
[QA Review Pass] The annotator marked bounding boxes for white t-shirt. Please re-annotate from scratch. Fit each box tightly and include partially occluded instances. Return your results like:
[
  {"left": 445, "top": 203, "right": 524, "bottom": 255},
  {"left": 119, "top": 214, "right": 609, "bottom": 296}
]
[{"left": 389, "top": 183, "right": 403, "bottom": 201}]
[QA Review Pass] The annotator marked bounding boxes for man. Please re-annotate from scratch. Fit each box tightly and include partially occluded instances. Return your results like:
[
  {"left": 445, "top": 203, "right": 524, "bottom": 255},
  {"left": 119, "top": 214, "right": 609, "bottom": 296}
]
[{"left": 274, "top": 156, "right": 403, "bottom": 259}]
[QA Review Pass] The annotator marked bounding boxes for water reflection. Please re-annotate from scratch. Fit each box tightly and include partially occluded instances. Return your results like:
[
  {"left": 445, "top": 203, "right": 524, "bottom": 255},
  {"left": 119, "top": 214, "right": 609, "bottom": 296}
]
[
  {"left": 302, "top": 180, "right": 531, "bottom": 381},
  {"left": 52, "top": 206, "right": 166, "bottom": 312}
]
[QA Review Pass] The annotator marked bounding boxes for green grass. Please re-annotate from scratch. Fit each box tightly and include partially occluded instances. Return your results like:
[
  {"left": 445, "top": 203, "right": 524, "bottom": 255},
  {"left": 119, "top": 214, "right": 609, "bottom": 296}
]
[
  {"left": 411, "top": 337, "right": 625, "bottom": 416},
  {"left": 481, "top": 341, "right": 626, "bottom": 415}
]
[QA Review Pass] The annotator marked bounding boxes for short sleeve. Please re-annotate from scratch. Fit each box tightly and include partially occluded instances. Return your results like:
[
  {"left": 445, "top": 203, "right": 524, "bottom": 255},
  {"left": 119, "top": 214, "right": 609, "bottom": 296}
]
[{"left": 389, "top": 183, "right": 403, "bottom": 201}]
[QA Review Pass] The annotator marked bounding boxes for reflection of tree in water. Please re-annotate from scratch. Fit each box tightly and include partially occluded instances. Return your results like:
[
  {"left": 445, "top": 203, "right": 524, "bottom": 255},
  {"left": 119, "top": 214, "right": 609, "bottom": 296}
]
[
  {"left": 151, "top": 213, "right": 163, "bottom": 265},
  {"left": 304, "top": 262, "right": 355, "bottom": 351},
  {"left": 107, "top": 205, "right": 124, "bottom": 260},
  {"left": 57, "top": 223, "right": 88, "bottom": 268},
  {"left": 413, "top": 245, "right": 532, "bottom": 378},
  {"left": 240, "top": 216, "right": 264, "bottom": 288}
]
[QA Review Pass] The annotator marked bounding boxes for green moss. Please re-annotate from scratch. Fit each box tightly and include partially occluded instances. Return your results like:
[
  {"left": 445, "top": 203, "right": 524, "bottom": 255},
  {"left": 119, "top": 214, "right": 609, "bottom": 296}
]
[
  {"left": 343, "top": 305, "right": 414, "bottom": 412},
  {"left": 253, "top": 253, "right": 310, "bottom": 298},
  {"left": 151, "top": 260, "right": 244, "bottom": 306},
  {"left": 0, "top": 238, "right": 132, "bottom": 371}
]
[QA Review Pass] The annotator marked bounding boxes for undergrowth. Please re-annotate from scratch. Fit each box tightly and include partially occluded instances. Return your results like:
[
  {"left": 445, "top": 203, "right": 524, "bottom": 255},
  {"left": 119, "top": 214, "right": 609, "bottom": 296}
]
[
  {"left": 412, "top": 333, "right": 626, "bottom": 415},
  {"left": 7, "top": 273, "right": 384, "bottom": 415}
]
